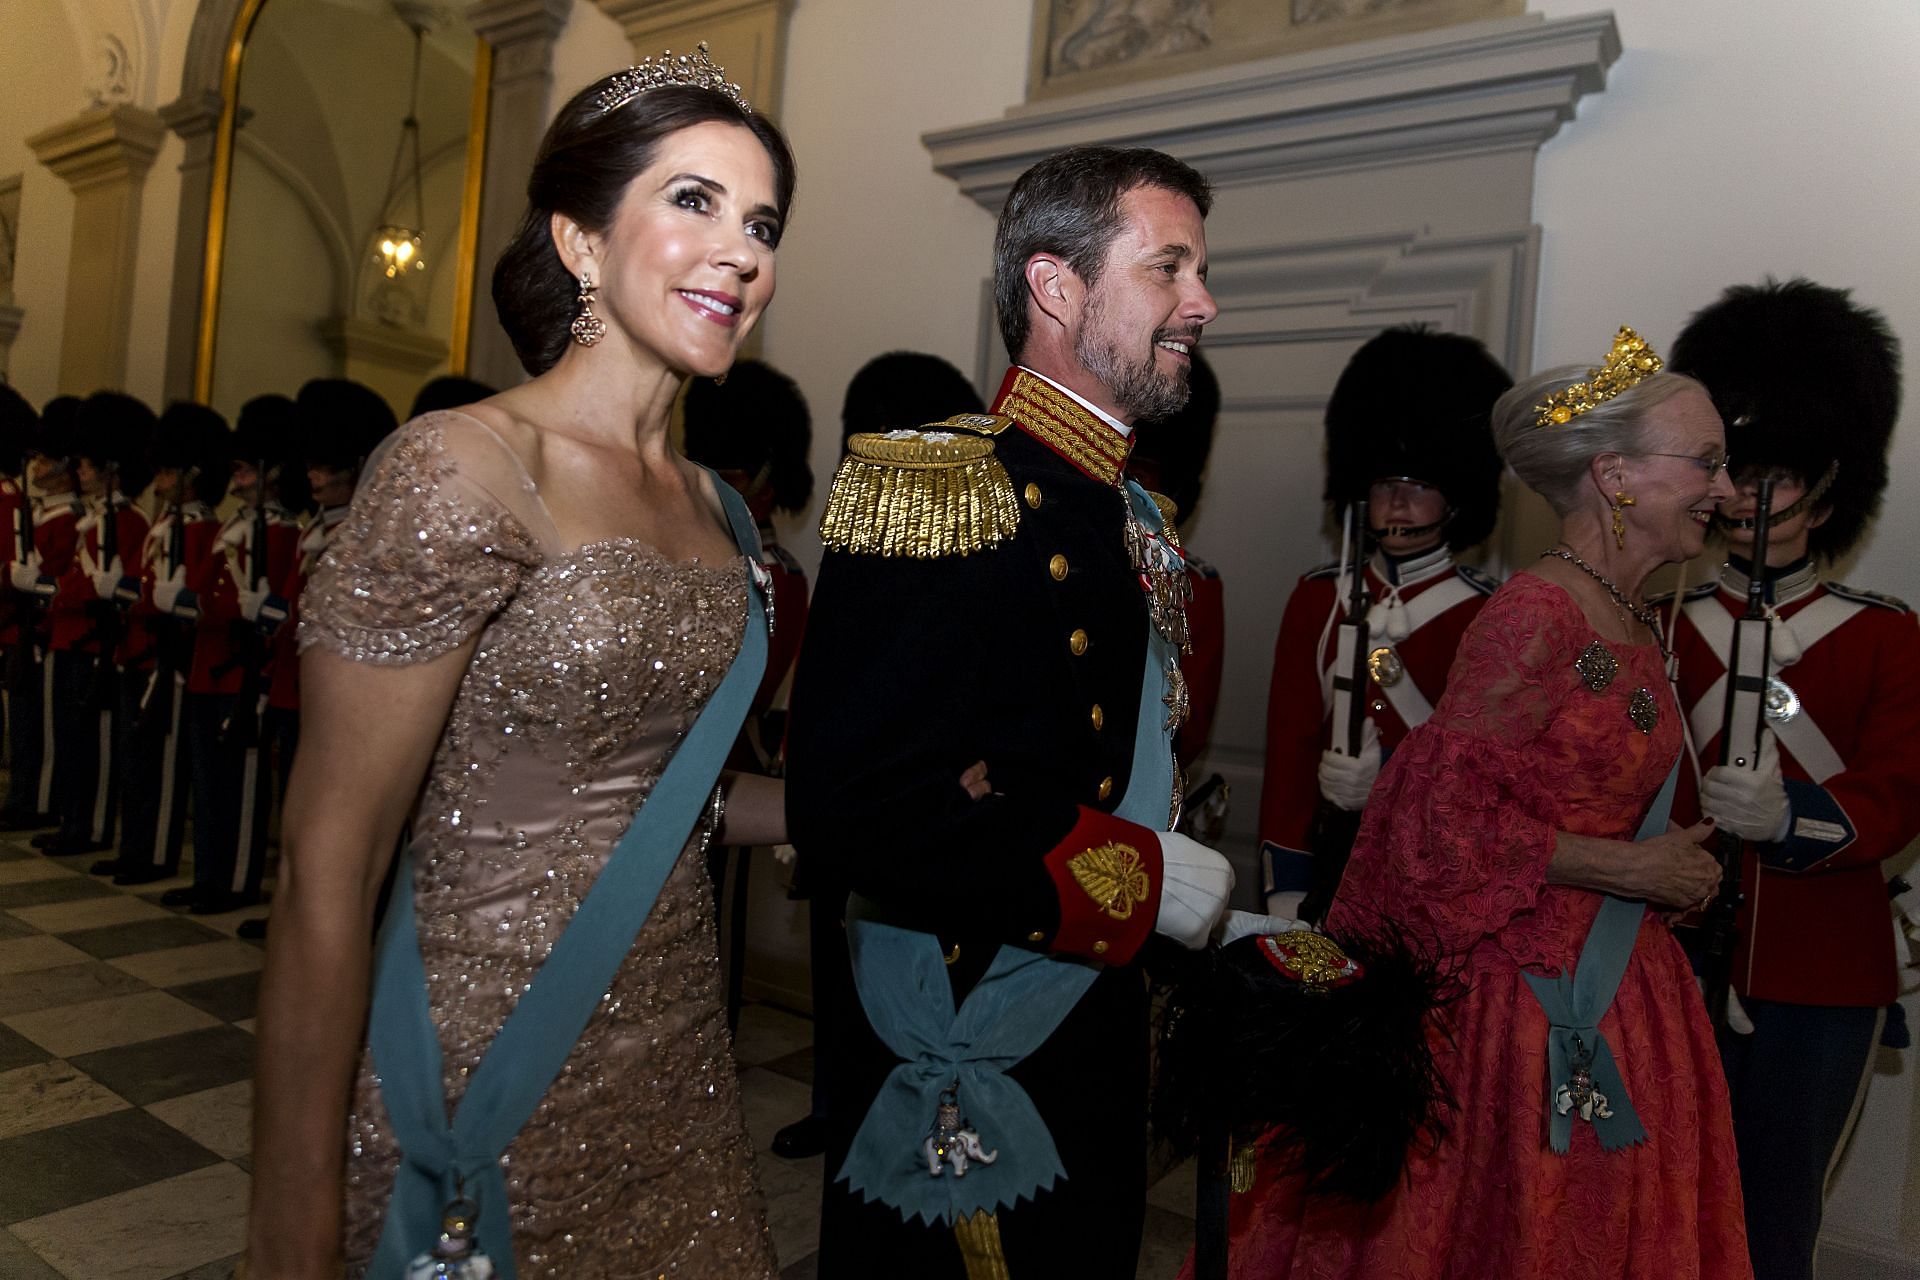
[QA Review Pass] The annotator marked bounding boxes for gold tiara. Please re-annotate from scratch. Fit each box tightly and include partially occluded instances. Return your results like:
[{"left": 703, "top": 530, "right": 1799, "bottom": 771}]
[
  {"left": 595, "top": 42, "right": 751, "bottom": 117},
  {"left": 1534, "top": 326, "right": 1664, "bottom": 428}
]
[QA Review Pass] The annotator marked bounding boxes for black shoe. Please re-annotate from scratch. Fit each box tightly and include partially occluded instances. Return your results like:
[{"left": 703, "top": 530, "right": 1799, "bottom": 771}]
[
  {"left": 114, "top": 865, "right": 174, "bottom": 886},
  {"left": 160, "top": 886, "right": 199, "bottom": 907},
  {"left": 40, "top": 837, "right": 103, "bottom": 857},
  {"left": 89, "top": 859, "right": 120, "bottom": 876},
  {"left": 771, "top": 1115, "right": 829, "bottom": 1160},
  {"left": 189, "top": 891, "right": 259, "bottom": 916},
  {"left": 0, "top": 811, "right": 56, "bottom": 832},
  {"left": 29, "top": 832, "right": 59, "bottom": 849},
  {"left": 237, "top": 917, "right": 269, "bottom": 941}
]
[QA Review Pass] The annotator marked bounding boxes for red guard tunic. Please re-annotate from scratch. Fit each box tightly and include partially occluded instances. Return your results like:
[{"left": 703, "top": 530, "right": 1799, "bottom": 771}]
[
  {"left": 265, "top": 506, "right": 346, "bottom": 712},
  {"left": 0, "top": 479, "right": 26, "bottom": 648},
  {"left": 186, "top": 506, "right": 301, "bottom": 696},
  {"left": 53, "top": 497, "right": 148, "bottom": 658},
  {"left": 1259, "top": 546, "right": 1497, "bottom": 869},
  {"left": 1669, "top": 562, "right": 1920, "bottom": 1007},
  {"left": 34, "top": 499, "right": 82, "bottom": 651}
]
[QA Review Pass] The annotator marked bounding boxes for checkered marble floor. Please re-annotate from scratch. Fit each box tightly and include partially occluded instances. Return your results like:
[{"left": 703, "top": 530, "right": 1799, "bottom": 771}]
[{"left": 0, "top": 831, "right": 1198, "bottom": 1278}]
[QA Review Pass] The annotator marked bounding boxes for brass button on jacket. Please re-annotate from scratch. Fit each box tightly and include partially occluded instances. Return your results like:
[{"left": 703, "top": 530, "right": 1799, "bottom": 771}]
[
  {"left": 1090, "top": 703, "right": 1105, "bottom": 731},
  {"left": 1069, "top": 628, "right": 1089, "bottom": 656},
  {"left": 1048, "top": 553, "right": 1069, "bottom": 581},
  {"left": 1097, "top": 776, "right": 1114, "bottom": 800},
  {"left": 1024, "top": 483, "right": 1043, "bottom": 509}
]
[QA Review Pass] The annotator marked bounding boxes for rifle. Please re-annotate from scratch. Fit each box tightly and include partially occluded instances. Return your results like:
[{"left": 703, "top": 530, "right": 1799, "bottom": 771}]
[
  {"left": 1700, "top": 475, "right": 1776, "bottom": 1030},
  {"left": 84, "top": 465, "right": 126, "bottom": 709},
  {"left": 1300, "top": 502, "right": 1371, "bottom": 923},
  {"left": 136, "top": 470, "right": 194, "bottom": 732},
  {"left": 219, "top": 463, "right": 272, "bottom": 750},
  {"left": 4, "top": 472, "right": 39, "bottom": 684}
]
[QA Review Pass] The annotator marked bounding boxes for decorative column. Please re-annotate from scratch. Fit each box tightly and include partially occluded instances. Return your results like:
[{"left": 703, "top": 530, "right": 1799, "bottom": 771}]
[
  {"left": 595, "top": 0, "right": 794, "bottom": 110},
  {"left": 156, "top": 91, "right": 222, "bottom": 405},
  {"left": 464, "top": 0, "right": 573, "bottom": 389},
  {"left": 27, "top": 104, "right": 167, "bottom": 396},
  {"left": 0, "top": 174, "right": 22, "bottom": 381}
]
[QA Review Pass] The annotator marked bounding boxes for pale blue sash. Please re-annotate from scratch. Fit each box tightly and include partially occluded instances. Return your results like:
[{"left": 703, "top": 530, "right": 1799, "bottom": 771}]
[
  {"left": 838, "top": 479, "right": 1179, "bottom": 1223},
  {"left": 366, "top": 479, "right": 768, "bottom": 1278},
  {"left": 1522, "top": 757, "right": 1678, "bottom": 1153}
]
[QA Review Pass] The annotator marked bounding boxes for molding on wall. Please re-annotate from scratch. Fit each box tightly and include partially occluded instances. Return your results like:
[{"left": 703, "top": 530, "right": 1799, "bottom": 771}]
[
  {"left": 27, "top": 105, "right": 166, "bottom": 193},
  {"left": 593, "top": 0, "right": 794, "bottom": 114},
  {"left": 924, "top": 11, "right": 1619, "bottom": 210}
]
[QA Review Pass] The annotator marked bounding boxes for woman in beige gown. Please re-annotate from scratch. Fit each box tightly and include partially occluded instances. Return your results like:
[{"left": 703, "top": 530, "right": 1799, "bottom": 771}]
[{"left": 242, "top": 57, "right": 798, "bottom": 1279}]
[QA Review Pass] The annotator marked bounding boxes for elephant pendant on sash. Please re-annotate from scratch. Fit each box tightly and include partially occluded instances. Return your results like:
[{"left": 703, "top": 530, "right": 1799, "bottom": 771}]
[
  {"left": 924, "top": 1082, "right": 999, "bottom": 1178},
  {"left": 407, "top": 1197, "right": 496, "bottom": 1280},
  {"left": 1553, "top": 1036, "right": 1615, "bottom": 1125}
]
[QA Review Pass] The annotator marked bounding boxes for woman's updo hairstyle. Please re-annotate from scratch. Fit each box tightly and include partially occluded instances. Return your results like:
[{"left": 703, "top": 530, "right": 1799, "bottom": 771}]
[
  {"left": 492, "top": 80, "right": 796, "bottom": 376},
  {"left": 1490, "top": 365, "right": 1701, "bottom": 516}
]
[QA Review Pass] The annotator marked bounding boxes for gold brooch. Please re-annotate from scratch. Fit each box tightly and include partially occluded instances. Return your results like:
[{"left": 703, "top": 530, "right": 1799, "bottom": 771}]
[
  {"left": 1534, "top": 326, "right": 1663, "bottom": 428},
  {"left": 1067, "top": 842, "right": 1152, "bottom": 921},
  {"left": 1573, "top": 640, "right": 1618, "bottom": 692}
]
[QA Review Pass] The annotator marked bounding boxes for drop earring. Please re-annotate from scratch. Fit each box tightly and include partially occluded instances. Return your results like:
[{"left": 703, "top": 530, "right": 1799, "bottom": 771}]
[
  {"left": 714, "top": 370, "right": 729, "bottom": 387},
  {"left": 570, "top": 271, "right": 605, "bottom": 347},
  {"left": 1611, "top": 490, "right": 1636, "bottom": 550}
]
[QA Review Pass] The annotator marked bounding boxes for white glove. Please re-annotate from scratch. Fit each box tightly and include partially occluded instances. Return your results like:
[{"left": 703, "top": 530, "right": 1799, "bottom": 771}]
[
  {"left": 238, "top": 583, "right": 270, "bottom": 623},
  {"left": 1155, "top": 831, "right": 1234, "bottom": 950},
  {"left": 8, "top": 557, "right": 49, "bottom": 596},
  {"left": 1213, "top": 909, "right": 1308, "bottom": 947},
  {"left": 89, "top": 556, "right": 124, "bottom": 601},
  {"left": 771, "top": 842, "right": 797, "bottom": 867},
  {"left": 1700, "top": 732, "right": 1791, "bottom": 843},
  {"left": 153, "top": 566, "right": 195, "bottom": 618},
  {"left": 1316, "top": 719, "right": 1382, "bottom": 811},
  {"left": 1693, "top": 975, "right": 1756, "bottom": 1035}
]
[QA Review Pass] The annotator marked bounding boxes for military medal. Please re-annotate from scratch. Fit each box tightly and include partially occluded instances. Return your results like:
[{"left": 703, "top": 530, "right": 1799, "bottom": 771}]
[
  {"left": 406, "top": 1196, "right": 496, "bottom": 1280},
  {"left": 1124, "top": 503, "right": 1192, "bottom": 653},
  {"left": 923, "top": 1082, "right": 998, "bottom": 1178},
  {"left": 1552, "top": 1034, "right": 1615, "bottom": 1125}
]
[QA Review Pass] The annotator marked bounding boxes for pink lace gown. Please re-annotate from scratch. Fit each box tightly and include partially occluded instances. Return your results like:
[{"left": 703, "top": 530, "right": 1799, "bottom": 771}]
[{"left": 1206, "top": 575, "right": 1750, "bottom": 1279}]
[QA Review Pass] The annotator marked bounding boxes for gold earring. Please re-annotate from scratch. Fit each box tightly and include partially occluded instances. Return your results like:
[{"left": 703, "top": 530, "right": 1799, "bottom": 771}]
[
  {"left": 570, "top": 271, "right": 606, "bottom": 347},
  {"left": 1611, "top": 490, "right": 1636, "bottom": 549},
  {"left": 714, "top": 370, "right": 729, "bottom": 387}
]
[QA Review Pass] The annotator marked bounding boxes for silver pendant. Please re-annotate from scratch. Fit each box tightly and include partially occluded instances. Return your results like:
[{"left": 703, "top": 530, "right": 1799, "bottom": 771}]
[
  {"left": 1764, "top": 676, "right": 1801, "bottom": 724},
  {"left": 1553, "top": 1035, "right": 1615, "bottom": 1125},
  {"left": 407, "top": 1197, "right": 496, "bottom": 1280},
  {"left": 923, "top": 1082, "right": 998, "bottom": 1178}
]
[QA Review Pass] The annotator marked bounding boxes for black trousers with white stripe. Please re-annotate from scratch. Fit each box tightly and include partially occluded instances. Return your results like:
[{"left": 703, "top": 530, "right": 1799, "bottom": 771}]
[
  {"left": 114, "top": 666, "right": 190, "bottom": 877},
  {"left": 51, "top": 650, "right": 116, "bottom": 847}
]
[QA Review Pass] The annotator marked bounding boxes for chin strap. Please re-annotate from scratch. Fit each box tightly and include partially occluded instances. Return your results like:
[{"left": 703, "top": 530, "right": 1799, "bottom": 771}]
[{"left": 1713, "top": 462, "right": 1838, "bottom": 532}]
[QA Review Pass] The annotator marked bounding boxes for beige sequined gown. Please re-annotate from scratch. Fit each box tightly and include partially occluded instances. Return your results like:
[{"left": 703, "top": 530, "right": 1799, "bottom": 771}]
[{"left": 298, "top": 413, "right": 776, "bottom": 1279}]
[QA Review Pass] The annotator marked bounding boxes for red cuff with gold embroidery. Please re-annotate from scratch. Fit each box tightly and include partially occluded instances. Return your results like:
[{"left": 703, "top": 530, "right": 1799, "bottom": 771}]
[{"left": 1040, "top": 806, "right": 1164, "bottom": 965}]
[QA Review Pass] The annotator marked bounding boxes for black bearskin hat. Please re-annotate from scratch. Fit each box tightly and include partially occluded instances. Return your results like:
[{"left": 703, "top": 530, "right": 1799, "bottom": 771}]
[
  {"left": 409, "top": 375, "right": 496, "bottom": 419},
  {"left": 296, "top": 378, "right": 397, "bottom": 473},
  {"left": 684, "top": 360, "right": 815, "bottom": 515},
  {"left": 1670, "top": 278, "right": 1901, "bottom": 561},
  {"left": 840, "top": 351, "right": 984, "bottom": 448},
  {"left": 1131, "top": 348, "right": 1221, "bottom": 529},
  {"left": 29, "top": 395, "right": 81, "bottom": 463},
  {"left": 0, "top": 384, "right": 34, "bottom": 474},
  {"left": 74, "top": 392, "right": 158, "bottom": 495},
  {"left": 229, "top": 394, "right": 311, "bottom": 510},
  {"left": 1324, "top": 326, "right": 1512, "bottom": 552},
  {"left": 151, "top": 402, "right": 229, "bottom": 473}
]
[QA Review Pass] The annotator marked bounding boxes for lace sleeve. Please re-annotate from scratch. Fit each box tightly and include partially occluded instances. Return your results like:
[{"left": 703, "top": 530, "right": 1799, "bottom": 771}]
[
  {"left": 1330, "top": 577, "right": 1584, "bottom": 952},
  {"left": 298, "top": 415, "right": 544, "bottom": 665}
]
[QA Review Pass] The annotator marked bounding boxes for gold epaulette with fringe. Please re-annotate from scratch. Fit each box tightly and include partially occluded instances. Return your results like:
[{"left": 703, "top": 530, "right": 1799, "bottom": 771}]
[{"left": 819, "top": 417, "right": 1019, "bottom": 558}]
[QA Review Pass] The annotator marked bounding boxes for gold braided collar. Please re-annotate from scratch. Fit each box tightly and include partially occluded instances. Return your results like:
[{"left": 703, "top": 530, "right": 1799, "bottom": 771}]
[{"left": 992, "top": 368, "right": 1132, "bottom": 487}]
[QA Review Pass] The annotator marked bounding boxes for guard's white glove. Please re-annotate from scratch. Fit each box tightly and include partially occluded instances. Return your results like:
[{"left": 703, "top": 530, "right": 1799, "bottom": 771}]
[
  {"left": 771, "top": 843, "right": 798, "bottom": 867},
  {"left": 1693, "top": 975, "right": 1756, "bottom": 1035},
  {"left": 1700, "top": 733, "right": 1791, "bottom": 843},
  {"left": 1316, "top": 719, "right": 1382, "bottom": 811},
  {"left": 152, "top": 566, "right": 196, "bottom": 618},
  {"left": 1155, "top": 831, "right": 1234, "bottom": 950},
  {"left": 89, "top": 557, "right": 125, "bottom": 601},
  {"left": 8, "top": 557, "right": 49, "bottom": 596},
  {"left": 218, "top": 520, "right": 248, "bottom": 549},
  {"left": 1213, "top": 909, "right": 1308, "bottom": 947},
  {"left": 237, "top": 583, "right": 270, "bottom": 623}
]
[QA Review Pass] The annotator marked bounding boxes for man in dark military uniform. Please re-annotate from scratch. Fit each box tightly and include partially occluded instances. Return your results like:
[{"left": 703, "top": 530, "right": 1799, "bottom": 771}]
[
  {"left": 1665, "top": 279, "right": 1920, "bottom": 1280},
  {"left": 789, "top": 146, "right": 1260, "bottom": 1277}
]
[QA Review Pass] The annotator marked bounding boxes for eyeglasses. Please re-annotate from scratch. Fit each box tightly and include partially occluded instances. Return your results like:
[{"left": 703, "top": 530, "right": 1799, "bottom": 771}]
[{"left": 1634, "top": 451, "right": 1732, "bottom": 479}]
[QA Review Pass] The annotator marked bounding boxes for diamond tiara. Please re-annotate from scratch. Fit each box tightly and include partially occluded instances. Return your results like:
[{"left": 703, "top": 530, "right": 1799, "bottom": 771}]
[
  {"left": 1534, "top": 325, "right": 1664, "bottom": 428},
  {"left": 594, "top": 42, "right": 751, "bottom": 117}
]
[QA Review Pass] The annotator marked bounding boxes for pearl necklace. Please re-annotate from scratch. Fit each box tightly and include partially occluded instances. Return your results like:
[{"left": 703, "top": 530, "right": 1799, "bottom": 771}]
[{"left": 1539, "top": 547, "right": 1666, "bottom": 651}]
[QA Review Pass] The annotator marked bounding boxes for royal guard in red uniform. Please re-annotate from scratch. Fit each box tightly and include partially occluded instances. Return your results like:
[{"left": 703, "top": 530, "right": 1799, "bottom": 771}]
[
  {"left": 236, "top": 378, "right": 392, "bottom": 938},
  {"left": 166, "top": 395, "right": 302, "bottom": 914},
  {"left": 7, "top": 401, "right": 83, "bottom": 836},
  {"left": 0, "top": 385, "right": 34, "bottom": 798},
  {"left": 38, "top": 393, "right": 153, "bottom": 856},
  {"left": 106, "top": 403, "right": 226, "bottom": 884},
  {"left": 1260, "top": 326, "right": 1511, "bottom": 919},
  {"left": 1665, "top": 279, "right": 1919, "bottom": 1280}
]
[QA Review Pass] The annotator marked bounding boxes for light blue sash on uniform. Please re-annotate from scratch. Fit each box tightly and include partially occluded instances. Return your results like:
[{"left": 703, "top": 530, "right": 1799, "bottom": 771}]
[
  {"left": 1522, "top": 756, "right": 1677, "bottom": 1154},
  {"left": 366, "top": 478, "right": 768, "bottom": 1280},
  {"left": 838, "top": 479, "right": 1179, "bottom": 1225}
]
